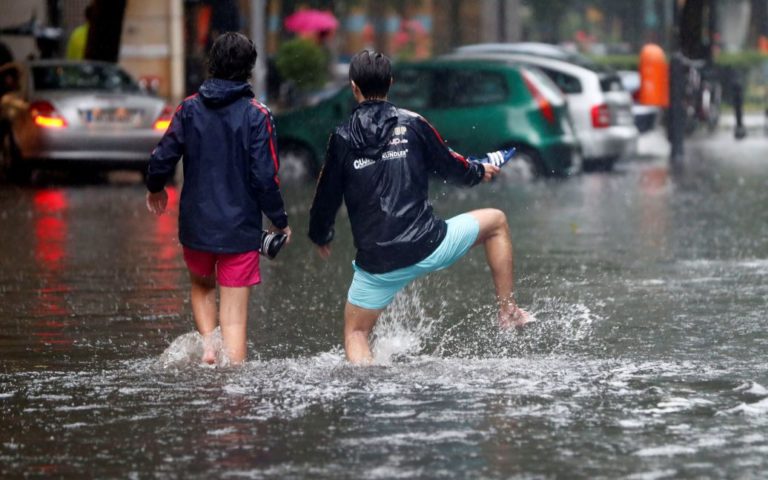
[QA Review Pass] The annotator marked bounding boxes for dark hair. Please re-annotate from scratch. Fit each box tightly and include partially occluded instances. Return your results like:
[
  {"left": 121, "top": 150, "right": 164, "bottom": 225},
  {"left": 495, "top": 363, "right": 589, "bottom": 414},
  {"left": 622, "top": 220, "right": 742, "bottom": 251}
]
[
  {"left": 208, "top": 32, "right": 258, "bottom": 82},
  {"left": 349, "top": 50, "right": 392, "bottom": 99}
]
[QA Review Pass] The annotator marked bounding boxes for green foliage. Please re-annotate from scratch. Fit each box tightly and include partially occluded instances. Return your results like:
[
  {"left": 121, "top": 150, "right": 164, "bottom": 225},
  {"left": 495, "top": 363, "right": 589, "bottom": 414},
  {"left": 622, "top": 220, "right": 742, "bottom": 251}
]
[
  {"left": 589, "top": 51, "right": 768, "bottom": 72},
  {"left": 715, "top": 51, "right": 768, "bottom": 69},
  {"left": 274, "top": 38, "right": 329, "bottom": 91},
  {"left": 588, "top": 54, "right": 639, "bottom": 71}
]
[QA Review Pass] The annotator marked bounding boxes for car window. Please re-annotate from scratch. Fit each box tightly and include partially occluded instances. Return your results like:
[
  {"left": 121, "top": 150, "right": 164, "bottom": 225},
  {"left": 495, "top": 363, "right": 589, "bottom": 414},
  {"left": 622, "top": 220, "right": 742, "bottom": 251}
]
[
  {"left": 390, "top": 68, "right": 432, "bottom": 110},
  {"left": 32, "top": 64, "right": 140, "bottom": 93},
  {"left": 432, "top": 70, "right": 507, "bottom": 108},
  {"left": 539, "top": 67, "right": 582, "bottom": 94},
  {"left": 599, "top": 74, "right": 624, "bottom": 93}
]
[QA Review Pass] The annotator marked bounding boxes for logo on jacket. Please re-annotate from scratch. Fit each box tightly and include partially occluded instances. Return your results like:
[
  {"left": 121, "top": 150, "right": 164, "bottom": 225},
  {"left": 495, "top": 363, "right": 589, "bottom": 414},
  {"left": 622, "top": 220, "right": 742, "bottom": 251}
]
[
  {"left": 394, "top": 126, "right": 407, "bottom": 136},
  {"left": 354, "top": 158, "right": 376, "bottom": 169},
  {"left": 382, "top": 149, "right": 408, "bottom": 160}
]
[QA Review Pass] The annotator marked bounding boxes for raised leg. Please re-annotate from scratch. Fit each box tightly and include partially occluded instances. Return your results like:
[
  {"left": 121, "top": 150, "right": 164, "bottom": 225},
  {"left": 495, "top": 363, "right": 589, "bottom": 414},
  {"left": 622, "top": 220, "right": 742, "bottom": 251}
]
[
  {"left": 190, "top": 272, "right": 218, "bottom": 364},
  {"left": 344, "top": 302, "right": 383, "bottom": 365},
  {"left": 468, "top": 209, "right": 532, "bottom": 328},
  {"left": 219, "top": 286, "right": 251, "bottom": 364}
]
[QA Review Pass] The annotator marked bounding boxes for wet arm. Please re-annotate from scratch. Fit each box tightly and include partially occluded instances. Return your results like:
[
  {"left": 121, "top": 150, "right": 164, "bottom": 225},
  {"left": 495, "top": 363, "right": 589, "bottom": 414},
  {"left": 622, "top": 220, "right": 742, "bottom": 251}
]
[
  {"left": 415, "top": 117, "right": 484, "bottom": 187},
  {"left": 146, "top": 106, "right": 184, "bottom": 193},
  {"left": 250, "top": 108, "right": 288, "bottom": 229},
  {"left": 308, "top": 134, "right": 345, "bottom": 245}
]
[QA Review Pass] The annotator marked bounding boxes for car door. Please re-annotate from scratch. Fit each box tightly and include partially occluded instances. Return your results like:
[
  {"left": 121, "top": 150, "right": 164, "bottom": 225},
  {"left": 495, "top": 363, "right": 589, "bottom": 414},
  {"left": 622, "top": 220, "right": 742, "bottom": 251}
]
[{"left": 422, "top": 68, "right": 511, "bottom": 155}]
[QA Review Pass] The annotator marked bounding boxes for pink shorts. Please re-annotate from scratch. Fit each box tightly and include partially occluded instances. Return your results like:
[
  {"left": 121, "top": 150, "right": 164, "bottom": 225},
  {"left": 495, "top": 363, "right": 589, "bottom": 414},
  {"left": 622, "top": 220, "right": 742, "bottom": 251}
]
[{"left": 182, "top": 247, "right": 261, "bottom": 287}]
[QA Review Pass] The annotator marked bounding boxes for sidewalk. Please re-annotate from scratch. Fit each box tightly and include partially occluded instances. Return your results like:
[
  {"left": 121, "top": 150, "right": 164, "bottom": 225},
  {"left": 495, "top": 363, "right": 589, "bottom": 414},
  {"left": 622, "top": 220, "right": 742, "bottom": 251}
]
[
  {"left": 718, "top": 112, "right": 766, "bottom": 133},
  {"left": 636, "top": 112, "right": 768, "bottom": 159}
]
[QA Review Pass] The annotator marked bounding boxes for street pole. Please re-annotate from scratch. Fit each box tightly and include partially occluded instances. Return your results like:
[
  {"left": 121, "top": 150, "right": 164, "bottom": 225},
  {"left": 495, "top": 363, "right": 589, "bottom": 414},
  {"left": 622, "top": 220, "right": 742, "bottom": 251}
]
[
  {"left": 169, "top": 0, "right": 184, "bottom": 104},
  {"left": 668, "top": 0, "right": 685, "bottom": 165},
  {"left": 250, "top": 0, "right": 267, "bottom": 102}
]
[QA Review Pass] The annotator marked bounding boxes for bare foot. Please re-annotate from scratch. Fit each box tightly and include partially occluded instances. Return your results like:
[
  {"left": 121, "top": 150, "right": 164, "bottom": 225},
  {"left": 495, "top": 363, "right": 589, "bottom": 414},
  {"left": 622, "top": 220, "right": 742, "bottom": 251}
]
[
  {"left": 201, "top": 333, "right": 217, "bottom": 365},
  {"left": 499, "top": 307, "right": 536, "bottom": 329},
  {"left": 201, "top": 348, "right": 216, "bottom": 365}
]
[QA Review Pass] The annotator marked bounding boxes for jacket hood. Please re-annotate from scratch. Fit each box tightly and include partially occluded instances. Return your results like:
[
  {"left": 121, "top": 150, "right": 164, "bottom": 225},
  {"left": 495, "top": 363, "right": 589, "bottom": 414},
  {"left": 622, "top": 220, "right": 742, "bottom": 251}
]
[
  {"left": 198, "top": 78, "right": 254, "bottom": 108},
  {"left": 348, "top": 100, "right": 399, "bottom": 157}
]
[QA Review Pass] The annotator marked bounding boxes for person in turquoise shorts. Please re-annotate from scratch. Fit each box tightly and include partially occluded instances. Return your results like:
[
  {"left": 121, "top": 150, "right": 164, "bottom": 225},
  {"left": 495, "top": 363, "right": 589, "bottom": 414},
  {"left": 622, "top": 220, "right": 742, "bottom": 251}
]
[{"left": 308, "top": 50, "right": 533, "bottom": 365}]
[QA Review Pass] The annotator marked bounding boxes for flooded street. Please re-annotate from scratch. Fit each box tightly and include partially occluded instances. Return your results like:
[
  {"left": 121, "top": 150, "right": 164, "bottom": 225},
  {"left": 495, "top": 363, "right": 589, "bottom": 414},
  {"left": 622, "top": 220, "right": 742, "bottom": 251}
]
[{"left": 1, "top": 135, "right": 767, "bottom": 478}]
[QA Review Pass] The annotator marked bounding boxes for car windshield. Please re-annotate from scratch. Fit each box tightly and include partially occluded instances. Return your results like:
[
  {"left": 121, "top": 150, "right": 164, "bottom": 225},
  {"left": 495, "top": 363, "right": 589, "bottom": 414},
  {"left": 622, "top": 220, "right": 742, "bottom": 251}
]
[{"left": 32, "top": 63, "right": 140, "bottom": 93}]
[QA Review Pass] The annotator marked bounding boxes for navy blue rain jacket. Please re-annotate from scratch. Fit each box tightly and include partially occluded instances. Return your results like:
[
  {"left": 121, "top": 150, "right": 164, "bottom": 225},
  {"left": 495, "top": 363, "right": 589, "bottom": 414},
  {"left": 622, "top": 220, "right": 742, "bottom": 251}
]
[
  {"left": 146, "top": 78, "right": 288, "bottom": 254},
  {"left": 308, "top": 100, "right": 485, "bottom": 274}
]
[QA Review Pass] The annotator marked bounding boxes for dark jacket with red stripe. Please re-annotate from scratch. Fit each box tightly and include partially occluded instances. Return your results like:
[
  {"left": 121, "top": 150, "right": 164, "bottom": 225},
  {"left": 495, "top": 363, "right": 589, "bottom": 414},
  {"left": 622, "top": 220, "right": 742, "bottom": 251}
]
[
  {"left": 309, "top": 100, "right": 485, "bottom": 274},
  {"left": 146, "top": 78, "right": 287, "bottom": 254}
]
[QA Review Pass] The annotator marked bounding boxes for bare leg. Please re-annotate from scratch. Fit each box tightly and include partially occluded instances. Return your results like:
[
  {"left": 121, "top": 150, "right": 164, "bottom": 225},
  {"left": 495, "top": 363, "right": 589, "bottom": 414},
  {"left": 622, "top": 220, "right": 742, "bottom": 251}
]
[
  {"left": 219, "top": 286, "right": 251, "bottom": 365},
  {"left": 344, "top": 302, "right": 383, "bottom": 365},
  {"left": 190, "top": 272, "right": 218, "bottom": 364},
  {"left": 468, "top": 209, "right": 532, "bottom": 328}
]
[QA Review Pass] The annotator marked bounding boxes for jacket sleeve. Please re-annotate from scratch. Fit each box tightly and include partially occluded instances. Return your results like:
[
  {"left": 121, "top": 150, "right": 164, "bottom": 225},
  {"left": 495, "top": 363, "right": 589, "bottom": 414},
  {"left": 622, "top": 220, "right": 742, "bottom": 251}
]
[
  {"left": 308, "top": 133, "right": 345, "bottom": 246},
  {"left": 414, "top": 116, "right": 485, "bottom": 187},
  {"left": 250, "top": 105, "right": 288, "bottom": 229},
  {"left": 146, "top": 104, "right": 184, "bottom": 193}
]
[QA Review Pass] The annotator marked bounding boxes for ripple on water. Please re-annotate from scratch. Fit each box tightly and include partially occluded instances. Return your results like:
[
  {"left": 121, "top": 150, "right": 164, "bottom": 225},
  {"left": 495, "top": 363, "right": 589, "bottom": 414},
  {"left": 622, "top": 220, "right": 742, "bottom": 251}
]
[{"left": 2, "top": 287, "right": 767, "bottom": 477}]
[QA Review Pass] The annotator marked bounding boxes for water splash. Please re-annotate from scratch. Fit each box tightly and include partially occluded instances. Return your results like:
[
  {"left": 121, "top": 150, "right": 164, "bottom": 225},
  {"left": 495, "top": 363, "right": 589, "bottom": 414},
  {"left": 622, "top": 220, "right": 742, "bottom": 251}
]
[
  {"left": 368, "top": 281, "right": 601, "bottom": 361},
  {"left": 157, "top": 327, "right": 226, "bottom": 369},
  {"left": 370, "top": 284, "right": 439, "bottom": 364}
]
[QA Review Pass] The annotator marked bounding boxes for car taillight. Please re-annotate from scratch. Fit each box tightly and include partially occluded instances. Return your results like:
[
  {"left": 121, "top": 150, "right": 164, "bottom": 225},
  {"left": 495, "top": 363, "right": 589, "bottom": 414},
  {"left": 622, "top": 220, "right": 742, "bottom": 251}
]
[
  {"left": 30, "top": 101, "right": 67, "bottom": 129},
  {"left": 522, "top": 71, "right": 556, "bottom": 125},
  {"left": 591, "top": 104, "right": 611, "bottom": 128},
  {"left": 153, "top": 105, "right": 173, "bottom": 131}
]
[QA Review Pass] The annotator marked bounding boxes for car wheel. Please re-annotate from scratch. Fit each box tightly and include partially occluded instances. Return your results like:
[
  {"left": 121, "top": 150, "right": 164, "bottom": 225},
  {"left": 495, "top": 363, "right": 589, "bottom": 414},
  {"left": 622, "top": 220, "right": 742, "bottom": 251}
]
[
  {"left": 1, "top": 131, "right": 31, "bottom": 184},
  {"left": 583, "top": 157, "right": 617, "bottom": 173},
  {"left": 278, "top": 143, "right": 317, "bottom": 182}
]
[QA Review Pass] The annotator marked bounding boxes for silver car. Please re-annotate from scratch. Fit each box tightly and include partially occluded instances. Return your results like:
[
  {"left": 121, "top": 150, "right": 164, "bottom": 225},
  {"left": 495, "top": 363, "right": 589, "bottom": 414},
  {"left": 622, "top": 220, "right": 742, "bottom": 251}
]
[{"left": 0, "top": 60, "right": 170, "bottom": 180}]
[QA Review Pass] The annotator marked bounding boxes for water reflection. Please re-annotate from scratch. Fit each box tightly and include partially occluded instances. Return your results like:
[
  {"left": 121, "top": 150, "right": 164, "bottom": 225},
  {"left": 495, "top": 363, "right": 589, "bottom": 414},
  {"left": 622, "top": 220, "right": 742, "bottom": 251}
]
[{"left": 31, "top": 189, "right": 73, "bottom": 349}]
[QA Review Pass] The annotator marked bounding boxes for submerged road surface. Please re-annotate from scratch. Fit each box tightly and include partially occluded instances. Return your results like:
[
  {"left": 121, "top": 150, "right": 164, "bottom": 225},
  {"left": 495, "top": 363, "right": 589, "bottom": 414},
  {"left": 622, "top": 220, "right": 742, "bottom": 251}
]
[{"left": 1, "top": 135, "right": 767, "bottom": 478}]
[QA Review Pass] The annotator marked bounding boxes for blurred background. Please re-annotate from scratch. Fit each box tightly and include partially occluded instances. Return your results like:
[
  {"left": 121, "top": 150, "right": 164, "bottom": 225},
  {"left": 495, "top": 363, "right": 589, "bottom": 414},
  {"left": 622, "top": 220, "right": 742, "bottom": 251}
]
[
  {"left": 2, "top": 4, "right": 768, "bottom": 477},
  {"left": 1, "top": 0, "right": 767, "bottom": 183},
  {"left": 1, "top": 0, "right": 766, "bottom": 105}
]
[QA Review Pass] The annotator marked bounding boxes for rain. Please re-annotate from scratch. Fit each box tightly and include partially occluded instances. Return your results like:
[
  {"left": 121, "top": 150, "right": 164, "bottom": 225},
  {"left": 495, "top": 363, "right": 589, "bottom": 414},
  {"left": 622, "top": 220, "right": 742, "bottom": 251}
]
[{"left": 2, "top": 1, "right": 768, "bottom": 478}]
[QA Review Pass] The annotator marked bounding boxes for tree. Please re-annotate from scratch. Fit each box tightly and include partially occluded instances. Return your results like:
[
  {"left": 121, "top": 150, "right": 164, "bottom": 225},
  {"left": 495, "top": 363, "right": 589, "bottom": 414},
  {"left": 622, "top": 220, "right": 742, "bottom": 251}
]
[{"left": 526, "top": 0, "right": 583, "bottom": 42}]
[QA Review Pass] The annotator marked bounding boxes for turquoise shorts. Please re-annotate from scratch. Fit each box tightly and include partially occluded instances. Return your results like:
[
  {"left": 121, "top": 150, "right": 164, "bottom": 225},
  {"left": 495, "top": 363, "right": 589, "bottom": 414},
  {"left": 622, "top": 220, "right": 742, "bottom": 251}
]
[{"left": 347, "top": 213, "right": 480, "bottom": 310}]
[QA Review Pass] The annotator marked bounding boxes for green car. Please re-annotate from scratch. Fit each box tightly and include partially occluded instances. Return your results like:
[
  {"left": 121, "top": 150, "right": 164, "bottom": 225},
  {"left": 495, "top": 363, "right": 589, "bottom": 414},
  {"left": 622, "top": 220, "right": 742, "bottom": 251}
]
[
  {"left": 274, "top": 87, "right": 355, "bottom": 180},
  {"left": 275, "top": 57, "right": 580, "bottom": 178}
]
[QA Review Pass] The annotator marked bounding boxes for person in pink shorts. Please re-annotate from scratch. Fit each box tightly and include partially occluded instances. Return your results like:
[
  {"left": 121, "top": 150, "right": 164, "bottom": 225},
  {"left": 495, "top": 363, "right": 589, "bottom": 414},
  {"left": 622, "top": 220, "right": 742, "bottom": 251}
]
[{"left": 145, "top": 33, "right": 290, "bottom": 365}]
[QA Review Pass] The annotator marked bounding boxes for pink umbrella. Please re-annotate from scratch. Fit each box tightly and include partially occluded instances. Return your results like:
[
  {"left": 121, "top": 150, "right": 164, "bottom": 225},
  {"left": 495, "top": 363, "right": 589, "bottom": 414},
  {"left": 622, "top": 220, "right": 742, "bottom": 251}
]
[{"left": 284, "top": 9, "right": 339, "bottom": 34}]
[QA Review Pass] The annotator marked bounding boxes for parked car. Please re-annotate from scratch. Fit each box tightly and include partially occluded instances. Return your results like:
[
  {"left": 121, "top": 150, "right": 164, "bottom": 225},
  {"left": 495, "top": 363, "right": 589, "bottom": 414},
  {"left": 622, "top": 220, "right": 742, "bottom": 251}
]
[
  {"left": 457, "top": 42, "right": 606, "bottom": 72},
  {"left": 454, "top": 45, "right": 639, "bottom": 171},
  {"left": 275, "top": 57, "right": 580, "bottom": 178},
  {"left": 0, "top": 60, "right": 171, "bottom": 181},
  {"left": 274, "top": 85, "right": 355, "bottom": 180},
  {"left": 387, "top": 58, "right": 580, "bottom": 177},
  {"left": 616, "top": 69, "right": 662, "bottom": 134}
]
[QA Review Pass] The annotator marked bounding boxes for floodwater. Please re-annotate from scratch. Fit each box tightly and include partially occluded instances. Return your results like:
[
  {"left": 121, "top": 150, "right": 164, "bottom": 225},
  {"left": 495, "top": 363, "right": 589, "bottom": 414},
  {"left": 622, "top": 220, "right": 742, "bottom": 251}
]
[{"left": 1, "top": 136, "right": 767, "bottom": 478}]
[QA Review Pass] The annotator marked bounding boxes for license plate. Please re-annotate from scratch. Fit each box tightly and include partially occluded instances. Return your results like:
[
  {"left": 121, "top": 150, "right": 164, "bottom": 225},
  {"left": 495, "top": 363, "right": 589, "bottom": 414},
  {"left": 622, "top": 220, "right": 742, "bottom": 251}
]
[{"left": 80, "top": 108, "right": 143, "bottom": 124}]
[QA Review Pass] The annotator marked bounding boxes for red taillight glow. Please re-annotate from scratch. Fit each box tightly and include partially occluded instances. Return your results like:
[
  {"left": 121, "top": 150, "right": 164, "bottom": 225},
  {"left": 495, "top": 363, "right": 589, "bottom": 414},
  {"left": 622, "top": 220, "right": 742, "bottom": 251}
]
[
  {"left": 153, "top": 105, "right": 173, "bottom": 131},
  {"left": 591, "top": 104, "right": 611, "bottom": 128},
  {"left": 30, "top": 101, "right": 67, "bottom": 129},
  {"left": 522, "top": 72, "right": 556, "bottom": 125}
]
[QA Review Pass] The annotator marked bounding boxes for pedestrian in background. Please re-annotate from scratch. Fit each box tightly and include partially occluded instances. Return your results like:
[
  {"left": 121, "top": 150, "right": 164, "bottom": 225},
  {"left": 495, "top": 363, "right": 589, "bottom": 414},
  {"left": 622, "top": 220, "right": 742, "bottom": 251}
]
[
  {"left": 146, "top": 32, "right": 290, "bottom": 365},
  {"left": 66, "top": 3, "right": 93, "bottom": 60}
]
